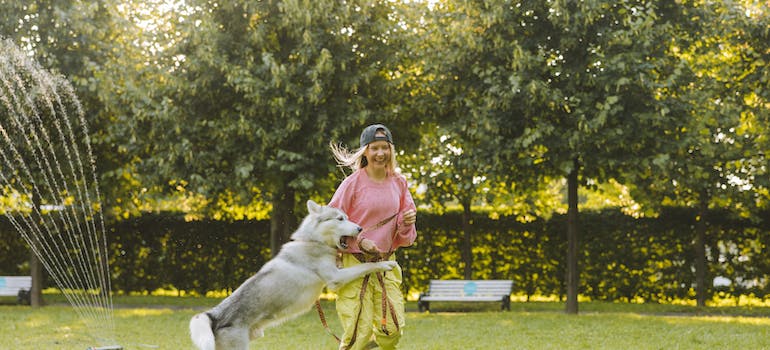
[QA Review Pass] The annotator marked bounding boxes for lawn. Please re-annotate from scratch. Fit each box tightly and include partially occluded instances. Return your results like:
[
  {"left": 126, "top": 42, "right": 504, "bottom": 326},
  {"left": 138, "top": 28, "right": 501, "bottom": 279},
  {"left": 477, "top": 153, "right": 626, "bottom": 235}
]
[{"left": 2, "top": 296, "right": 770, "bottom": 349}]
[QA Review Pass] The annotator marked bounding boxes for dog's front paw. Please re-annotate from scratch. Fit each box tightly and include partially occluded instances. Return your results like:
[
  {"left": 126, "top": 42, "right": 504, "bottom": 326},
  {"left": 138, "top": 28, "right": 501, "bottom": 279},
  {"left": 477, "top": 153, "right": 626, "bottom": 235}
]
[{"left": 378, "top": 261, "right": 398, "bottom": 271}]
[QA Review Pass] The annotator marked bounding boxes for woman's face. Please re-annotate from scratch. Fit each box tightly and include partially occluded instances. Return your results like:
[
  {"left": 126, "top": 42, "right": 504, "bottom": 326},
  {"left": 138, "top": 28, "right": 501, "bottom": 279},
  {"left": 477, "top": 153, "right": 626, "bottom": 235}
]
[{"left": 365, "top": 135, "right": 391, "bottom": 170}]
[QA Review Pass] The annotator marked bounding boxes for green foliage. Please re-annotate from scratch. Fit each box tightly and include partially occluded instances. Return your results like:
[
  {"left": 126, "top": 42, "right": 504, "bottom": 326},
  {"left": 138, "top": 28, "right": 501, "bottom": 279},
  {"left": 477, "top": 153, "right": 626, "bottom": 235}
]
[
  {"left": 0, "top": 218, "right": 29, "bottom": 276},
  {"left": 146, "top": 0, "right": 418, "bottom": 199},
  {"left": 5, "top": 209, "right": 769, "bottom": 303},
  {"left": 3, "top": 0, "right": 767, "bottom": 219},
  {"left": 107, "top": 214, "right": 272, "bottom": 295}
]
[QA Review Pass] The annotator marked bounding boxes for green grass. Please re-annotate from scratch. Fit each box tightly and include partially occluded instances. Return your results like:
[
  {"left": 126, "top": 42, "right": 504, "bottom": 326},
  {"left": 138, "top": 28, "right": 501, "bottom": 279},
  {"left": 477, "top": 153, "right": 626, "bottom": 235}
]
[{"left": 2, "top": 296, "right": 770, "bottom": 349}]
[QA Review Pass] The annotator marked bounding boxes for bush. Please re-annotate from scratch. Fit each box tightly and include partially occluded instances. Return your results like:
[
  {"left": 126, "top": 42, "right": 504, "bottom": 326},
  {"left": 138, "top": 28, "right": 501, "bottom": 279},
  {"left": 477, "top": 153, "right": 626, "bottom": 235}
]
[{"left": 1, "top": 207, "right": 768, "bottom": 301}]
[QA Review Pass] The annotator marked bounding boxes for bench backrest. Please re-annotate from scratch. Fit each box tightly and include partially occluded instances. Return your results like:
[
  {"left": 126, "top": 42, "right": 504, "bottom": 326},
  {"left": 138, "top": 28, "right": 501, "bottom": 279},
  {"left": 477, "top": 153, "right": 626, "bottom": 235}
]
[
  {"left": 428, "top": 279, "right": 513, "bottom": 296},
  {"left": 0, "top": 276, "right": 32, "bottom": 295}
]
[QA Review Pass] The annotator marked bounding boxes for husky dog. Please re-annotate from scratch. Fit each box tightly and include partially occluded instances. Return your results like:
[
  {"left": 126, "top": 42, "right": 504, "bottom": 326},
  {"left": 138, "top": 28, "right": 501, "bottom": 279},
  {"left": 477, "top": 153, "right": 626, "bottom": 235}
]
[{"left": 190, "top": 200, "right": 397, "bottom": 350}]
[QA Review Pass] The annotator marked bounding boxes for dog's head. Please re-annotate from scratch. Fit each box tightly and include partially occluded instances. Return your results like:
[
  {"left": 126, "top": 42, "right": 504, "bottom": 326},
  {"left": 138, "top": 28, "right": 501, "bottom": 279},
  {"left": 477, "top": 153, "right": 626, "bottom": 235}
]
[{"left": 291, "top": 200, "right": 362, "bottom": 250}]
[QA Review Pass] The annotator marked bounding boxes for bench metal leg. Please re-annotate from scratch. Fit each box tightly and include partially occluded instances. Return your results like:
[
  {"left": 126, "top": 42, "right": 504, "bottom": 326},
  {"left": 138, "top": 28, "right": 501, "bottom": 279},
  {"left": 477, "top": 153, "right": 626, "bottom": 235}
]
[
  {"left": 418, "top": 299, "right": 429, "bottom": 312},
  {"left": 501, "top": 296, "right": 511, "bottom": 311},
  {"left": 17, "top": 289, "right": 31, "bottom": 305}
]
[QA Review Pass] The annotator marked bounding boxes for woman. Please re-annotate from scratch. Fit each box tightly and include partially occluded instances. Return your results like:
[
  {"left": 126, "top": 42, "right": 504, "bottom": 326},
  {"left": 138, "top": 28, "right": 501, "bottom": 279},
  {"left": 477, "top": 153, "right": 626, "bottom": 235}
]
[{"left": 328, "top": 124, "right": 417, "bottom": 350}]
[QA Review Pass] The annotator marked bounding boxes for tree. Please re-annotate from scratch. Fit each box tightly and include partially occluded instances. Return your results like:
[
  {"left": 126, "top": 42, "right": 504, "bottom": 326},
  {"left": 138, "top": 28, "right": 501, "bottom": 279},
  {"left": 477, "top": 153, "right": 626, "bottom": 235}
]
[
  {"left": 0, "top": 0, "right": 125, "bottom": 308},
  {"left": 403, "top": 2, "right": 682, "bottom": 307},
  {"left": 127, "top": 0, "right": 417, "bottom": 255},
  {"left": 629, "top": 0, "right": 770, "bottom": 307},
  {"left": 454, "top": 0, "right": 682, "bottom": 313},
  {"left": 403, "top": 128, "right": 498, "bottom": 279},
  {"left": 0, "top": 0, "right": 186, "bottom": 218},
  {"left": 400, "top": 0, "right": 549, "bottom": 280}
]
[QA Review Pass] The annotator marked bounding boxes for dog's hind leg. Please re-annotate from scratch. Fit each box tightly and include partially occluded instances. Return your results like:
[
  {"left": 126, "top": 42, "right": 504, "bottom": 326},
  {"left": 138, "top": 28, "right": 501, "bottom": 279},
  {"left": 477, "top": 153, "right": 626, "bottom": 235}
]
[
  {"left": 249, "top": 327, "right": 265, "bottom": 340},
  {"left": 216, "top": 327, "right": 250, "bottom": 350}
]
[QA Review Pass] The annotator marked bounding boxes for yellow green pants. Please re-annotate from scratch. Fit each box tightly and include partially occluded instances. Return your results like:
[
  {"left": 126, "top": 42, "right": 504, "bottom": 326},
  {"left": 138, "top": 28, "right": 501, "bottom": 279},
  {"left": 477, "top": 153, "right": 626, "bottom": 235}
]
[{"left": 335, "top": 253, "right": 405, "bottom": 350}]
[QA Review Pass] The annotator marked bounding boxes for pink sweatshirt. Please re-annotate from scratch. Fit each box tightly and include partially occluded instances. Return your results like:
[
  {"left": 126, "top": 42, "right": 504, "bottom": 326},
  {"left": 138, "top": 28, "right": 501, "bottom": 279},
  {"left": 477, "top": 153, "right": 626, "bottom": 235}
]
[{"left": 329, "top": 168, "right": 417, "bottom": 254}]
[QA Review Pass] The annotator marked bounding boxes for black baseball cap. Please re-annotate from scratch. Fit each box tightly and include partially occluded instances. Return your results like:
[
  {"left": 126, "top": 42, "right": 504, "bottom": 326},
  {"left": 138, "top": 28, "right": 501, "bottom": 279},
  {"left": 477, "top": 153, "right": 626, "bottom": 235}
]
[{"left": 359, "top": 124, "right": 393, "bottom": 147}]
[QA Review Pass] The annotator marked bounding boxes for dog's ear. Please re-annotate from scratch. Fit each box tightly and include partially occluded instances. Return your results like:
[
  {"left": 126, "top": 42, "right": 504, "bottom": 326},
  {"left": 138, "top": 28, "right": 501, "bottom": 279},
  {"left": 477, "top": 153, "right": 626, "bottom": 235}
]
[{"left": 307, "top": 200, "right": 321, "bottom": 214}]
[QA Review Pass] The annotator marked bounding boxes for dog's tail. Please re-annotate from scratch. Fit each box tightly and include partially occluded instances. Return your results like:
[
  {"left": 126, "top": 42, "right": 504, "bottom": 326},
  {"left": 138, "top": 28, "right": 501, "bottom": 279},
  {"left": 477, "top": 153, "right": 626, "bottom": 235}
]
[{"left": 190, "top": 312, "right": 216, "bottom": 350}]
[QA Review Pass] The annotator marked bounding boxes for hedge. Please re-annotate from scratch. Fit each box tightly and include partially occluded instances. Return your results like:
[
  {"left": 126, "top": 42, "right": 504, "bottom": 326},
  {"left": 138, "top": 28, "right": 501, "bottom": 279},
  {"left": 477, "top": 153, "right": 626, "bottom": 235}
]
[{"left": 1, "top": 207, "right": 768, "bottom": 301}]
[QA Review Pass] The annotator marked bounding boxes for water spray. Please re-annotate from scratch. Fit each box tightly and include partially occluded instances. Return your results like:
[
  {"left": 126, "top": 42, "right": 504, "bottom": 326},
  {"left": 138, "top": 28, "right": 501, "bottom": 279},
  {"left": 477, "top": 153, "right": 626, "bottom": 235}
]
[{"left": 1, "top": 37, "right": 119, "bottom": 348}]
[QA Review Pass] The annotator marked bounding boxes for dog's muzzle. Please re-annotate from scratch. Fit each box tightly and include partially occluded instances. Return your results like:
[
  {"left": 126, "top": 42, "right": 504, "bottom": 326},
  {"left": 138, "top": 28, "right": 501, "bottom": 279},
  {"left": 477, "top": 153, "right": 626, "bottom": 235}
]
[{"left": 339, "top": 227, "right": 362, "bottom": 249}]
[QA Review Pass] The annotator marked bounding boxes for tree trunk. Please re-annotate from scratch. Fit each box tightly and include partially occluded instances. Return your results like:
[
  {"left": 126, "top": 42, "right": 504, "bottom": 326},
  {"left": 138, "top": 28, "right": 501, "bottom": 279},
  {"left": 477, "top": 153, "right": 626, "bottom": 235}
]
[
  {"left": 566, "top": 158, "right": 579, "bottom": 314},
  {"left": 30, "top": 194, "right": 43, "bottom": 307},
  {"left": 694, "top": 197, "right": 708, "bottom": 307},
  {"left": 97, "top": 232, "right": 111, "bottom": 302},
  {"left": 269, "top": 186, "right": 296, "bottom": 258},
  {"left": 30, "top": 251, "right": 43, "bottom": 307},
  {"left": 461, "top": 200, "right": 473, "bottom": 280}
]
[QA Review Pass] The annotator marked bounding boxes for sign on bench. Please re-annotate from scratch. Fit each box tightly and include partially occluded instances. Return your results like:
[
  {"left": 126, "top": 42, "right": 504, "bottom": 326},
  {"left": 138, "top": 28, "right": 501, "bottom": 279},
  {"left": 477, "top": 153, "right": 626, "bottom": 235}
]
[
  {"left": 418, "top": 279, "right": 513, "bottom": 312},
  {"left": 0, "top": 276, "right": 32, "bottom": 305}
]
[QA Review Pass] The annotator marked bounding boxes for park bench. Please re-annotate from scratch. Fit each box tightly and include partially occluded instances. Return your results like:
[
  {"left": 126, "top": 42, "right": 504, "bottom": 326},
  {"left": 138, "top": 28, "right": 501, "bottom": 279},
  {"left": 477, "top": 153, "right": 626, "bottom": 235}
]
[
  {"left": 0, "top": 276, "right": 32, "bottom": 305},
  {"left": 418, "top": 279, "right": 513, "bottom": 312}
]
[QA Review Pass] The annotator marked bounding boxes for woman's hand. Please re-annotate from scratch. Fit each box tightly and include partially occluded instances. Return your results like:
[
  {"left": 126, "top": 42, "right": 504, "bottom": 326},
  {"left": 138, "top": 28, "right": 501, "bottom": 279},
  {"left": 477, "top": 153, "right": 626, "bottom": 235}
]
[
  {"left": 403, "top": 209, "right": 416, "bottom": 226},
  {"left": 358, "top": 238, "right": 379, "bottom": 253}
]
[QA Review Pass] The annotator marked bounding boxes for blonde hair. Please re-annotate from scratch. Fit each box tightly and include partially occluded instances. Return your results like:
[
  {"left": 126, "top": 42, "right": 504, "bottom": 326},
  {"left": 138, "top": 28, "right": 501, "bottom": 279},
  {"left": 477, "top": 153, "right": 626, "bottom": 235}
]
[{"left": 329, "top": 141, "right": 398, "bottom": 175}]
